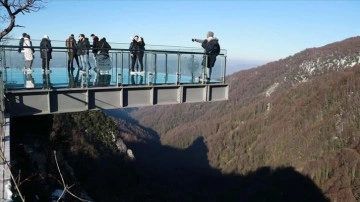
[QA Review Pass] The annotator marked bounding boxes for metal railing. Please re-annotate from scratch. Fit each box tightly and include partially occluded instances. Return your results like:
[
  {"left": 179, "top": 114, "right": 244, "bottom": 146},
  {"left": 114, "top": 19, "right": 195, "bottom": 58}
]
[{"left": 0, "top": 41, "right": 227, "bottom": 91}]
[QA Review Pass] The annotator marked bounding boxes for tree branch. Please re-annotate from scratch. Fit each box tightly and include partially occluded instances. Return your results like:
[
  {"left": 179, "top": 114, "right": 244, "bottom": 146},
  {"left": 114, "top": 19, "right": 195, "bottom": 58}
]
[
  {"left": 0, "top": 0, "right": 46, "bottom": 40},
  {"left": 53, "top": 150, "right": 91, "bottom": 202}
]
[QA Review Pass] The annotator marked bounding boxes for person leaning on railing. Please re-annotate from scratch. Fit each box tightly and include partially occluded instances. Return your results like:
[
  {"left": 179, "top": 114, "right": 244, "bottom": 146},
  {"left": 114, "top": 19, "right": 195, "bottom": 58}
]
[
  {"left": 96, "top": 37, "right": 111, "bottom": 55},
  {"left": 94, "top": 37, "right": 112, "bottom": 73}
]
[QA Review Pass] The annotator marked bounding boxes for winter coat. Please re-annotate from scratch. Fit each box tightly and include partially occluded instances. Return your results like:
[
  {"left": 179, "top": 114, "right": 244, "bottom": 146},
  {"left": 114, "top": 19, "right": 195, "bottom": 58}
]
[
  {"left": 201, "top": 37, "right": 220, "bottom": 68},
  {"left": 96, "top": 38, "right": 111, "bottom": 55},
  {"left": 138, "top": 38, "right": 145, "bottom": 54},
  {"left": 18, "top": 37, "right": 24, "bottom": 53},
  {"left": 40, "top": 38, "right": 52, "bottom": 59},
  {"left": 22, "top": 37, "right": 34, "bottom": 61},
  {"left": 92, "top": 36, "right": 99, "bottom": 53},
  {"left": 129, "top": 40, "right": 140, "bottom": 55},
  {"left": 85, "top": 38, "right": 91, "bottom": 55},
  {"left": 77, "top": 39, "right": 90, "bottom": 56},
  {"left": 66, "top": 36, "right": 77, "bottom": 54}
]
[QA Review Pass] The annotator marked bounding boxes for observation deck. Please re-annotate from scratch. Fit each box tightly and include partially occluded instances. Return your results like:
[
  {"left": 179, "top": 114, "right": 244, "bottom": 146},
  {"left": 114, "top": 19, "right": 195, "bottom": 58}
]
[{"left": 0, "top": 39, "right": 228, "bottom": 117}]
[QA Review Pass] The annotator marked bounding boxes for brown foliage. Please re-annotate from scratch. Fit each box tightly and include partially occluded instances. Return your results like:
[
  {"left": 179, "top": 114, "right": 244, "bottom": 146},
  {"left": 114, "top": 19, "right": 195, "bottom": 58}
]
[{"left": 130, "top": 36, "right": 360, "bottom": 200}]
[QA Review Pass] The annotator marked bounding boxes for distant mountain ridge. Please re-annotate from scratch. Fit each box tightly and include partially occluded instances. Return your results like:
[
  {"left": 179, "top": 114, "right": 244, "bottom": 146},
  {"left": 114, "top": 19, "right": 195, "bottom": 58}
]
[{"left": 128, "top": 36, "right": 360, "bottom": 201}]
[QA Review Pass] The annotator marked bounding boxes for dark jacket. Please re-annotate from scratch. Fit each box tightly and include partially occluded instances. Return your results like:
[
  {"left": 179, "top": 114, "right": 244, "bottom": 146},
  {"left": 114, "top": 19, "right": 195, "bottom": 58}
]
[
  {"left": 85, "top": 38, "right": 91, "bottom": 55},
  {"left": 129, "top": 39, "right": 146, "bottom": 55},
  {"left": 138, "top": 37, "right": 146, "bottom": 54},
  {"left": 129, "top": 40, "right": 139, "bottom": 55},
  {"left": 77, "top": 39, "right": 90, "bottom": 56},
  {"left": 18, "top": 38, "right": 24, "bottom": 53},
  {"left": 92, "top": 36, "right": 99, "bottom": 53},
  {"left": 40, "top": 38, "right": 52, "bottom": 59},
  {"left": 201, "top": 38, "right": 220, "bottom": 68},
  {"left": 97, "top": 38, "right": 111, "bottom": 55},
  {"left": 66, "top": 36, "right": 77, "bottom": 54}
]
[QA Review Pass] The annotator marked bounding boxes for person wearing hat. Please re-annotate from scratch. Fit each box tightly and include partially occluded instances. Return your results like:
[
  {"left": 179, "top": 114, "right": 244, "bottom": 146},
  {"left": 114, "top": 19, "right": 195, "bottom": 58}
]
[{"left": 40, "top": 35, "right": 53, "bottom": 71}]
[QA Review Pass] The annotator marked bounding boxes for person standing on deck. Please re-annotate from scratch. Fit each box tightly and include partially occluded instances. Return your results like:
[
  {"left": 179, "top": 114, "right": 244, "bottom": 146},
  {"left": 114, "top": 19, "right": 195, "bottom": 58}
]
[
  {"left": 22, "top": 34, "right": 35, "bottom": 70},
  {"left": 192, "top": 31, "right": 220, "bottom": 83},
  {"left": 77, "top": 34, "right": 91, "bottom": 71},
  {"left": 137, "top": 36, "right": 145, "bottom": 72},
  {"left": 90, "top": 33, "right": 99, "bottom": 67},
  {"left": 40, "top": 35, "right": 52, "bottom": 71},
  {"left": 66, "top": 34, "right": 80, "bottom": 70}
]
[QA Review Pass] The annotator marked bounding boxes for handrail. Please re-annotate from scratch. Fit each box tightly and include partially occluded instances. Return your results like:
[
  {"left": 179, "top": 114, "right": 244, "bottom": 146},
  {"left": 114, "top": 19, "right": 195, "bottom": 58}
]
[{"left": 0, "top": 45, "right": 225, "bottom": 56}]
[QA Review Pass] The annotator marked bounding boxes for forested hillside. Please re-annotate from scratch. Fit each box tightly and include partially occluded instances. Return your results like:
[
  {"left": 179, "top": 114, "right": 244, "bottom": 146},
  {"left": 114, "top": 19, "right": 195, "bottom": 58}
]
[
  {"left": 128, "top": 36, "right": 360, "bottom": 201},
  {"left": 10, "top": 36, "right": 360, "bottom": 201}
]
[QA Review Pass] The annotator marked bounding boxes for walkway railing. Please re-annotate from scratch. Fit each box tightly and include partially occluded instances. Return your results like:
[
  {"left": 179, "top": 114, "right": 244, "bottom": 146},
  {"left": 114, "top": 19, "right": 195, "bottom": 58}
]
[{"left": 0, "top": 40, "right": 227, "bottom": 91}]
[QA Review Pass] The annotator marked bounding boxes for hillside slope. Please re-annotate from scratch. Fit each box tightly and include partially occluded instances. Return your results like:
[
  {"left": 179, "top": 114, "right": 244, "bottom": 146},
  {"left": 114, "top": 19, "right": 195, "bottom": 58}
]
[{"left": 129, "top": 36, "right": 360, "bottom": 201}]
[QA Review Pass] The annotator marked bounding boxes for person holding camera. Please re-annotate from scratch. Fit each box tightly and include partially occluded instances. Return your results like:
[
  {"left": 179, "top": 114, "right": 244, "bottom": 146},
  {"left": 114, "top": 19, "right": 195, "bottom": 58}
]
[{"left": 192, "top": 31, "right": 220, "bottom": 82}]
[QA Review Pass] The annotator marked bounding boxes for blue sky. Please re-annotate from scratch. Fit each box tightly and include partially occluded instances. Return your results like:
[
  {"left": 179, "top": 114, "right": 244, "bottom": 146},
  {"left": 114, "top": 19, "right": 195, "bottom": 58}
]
[{"left": 6, "top": 0, "right": 360, "bottom": 71}]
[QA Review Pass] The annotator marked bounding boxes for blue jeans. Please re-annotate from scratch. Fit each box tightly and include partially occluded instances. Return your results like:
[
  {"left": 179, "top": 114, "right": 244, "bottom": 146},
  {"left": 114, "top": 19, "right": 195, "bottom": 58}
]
[{"left": 79, "top": 54, "right": 90, "bottom": 70}]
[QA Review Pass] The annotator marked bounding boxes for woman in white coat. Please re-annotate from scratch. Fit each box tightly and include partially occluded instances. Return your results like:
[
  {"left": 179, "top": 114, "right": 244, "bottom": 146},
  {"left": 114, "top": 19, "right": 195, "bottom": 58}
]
[{"left": 22, "top": 34, "right": 35, "bottom": 70}]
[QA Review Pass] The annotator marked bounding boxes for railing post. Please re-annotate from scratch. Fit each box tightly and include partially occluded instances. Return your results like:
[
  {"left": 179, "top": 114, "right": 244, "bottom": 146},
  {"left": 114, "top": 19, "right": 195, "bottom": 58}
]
[
  {"left": 165, "top": 53, "right": 168, "bottom": 84},
  {"left": 154, "top": 53, "right": 157, "bottom": 85},
  {"left": 177, "top": 54, "right": 181, "bottom": 85},
  {"left": 0, "top": 71, "right": 4, "bottom": 125},
  {"left": 148, "top": 53, "right": 156, "bottom": 85},
  {"left": 117, "top": 52, "right": 123, "bottom": 86},
  {"left": 191, "top": 54, "right": 195, "bottom": 83},
  {"left": 0, "top": 46, "right": 7, "bottom": 90},
  {"left": 144, "top": 52, "right": 147, "bottom": 73},
  {"left": 223, "top": 55, "right": 227, "bottom": 83}
]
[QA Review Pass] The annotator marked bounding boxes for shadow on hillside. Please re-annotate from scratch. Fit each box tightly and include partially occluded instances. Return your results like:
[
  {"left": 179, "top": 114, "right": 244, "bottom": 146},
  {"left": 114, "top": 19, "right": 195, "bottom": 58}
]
[
  {"left": 105, "top": 108, "right": 161, "bottom": 143},
  {"left": 105, "top": 108, "right": 139, "bottom": 124},
  {"left": 125, "top": 136, "right": 330, "bottom": 202},
  {"left": 10, "top": 114, "right": 330, "bottom": 202}
]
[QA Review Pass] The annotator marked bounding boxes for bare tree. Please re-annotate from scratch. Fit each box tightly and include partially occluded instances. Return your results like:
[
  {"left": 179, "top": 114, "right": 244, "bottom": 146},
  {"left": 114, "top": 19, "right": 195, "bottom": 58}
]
[{"left": 0, "top": 0, "right": 46, "bottom": 41}]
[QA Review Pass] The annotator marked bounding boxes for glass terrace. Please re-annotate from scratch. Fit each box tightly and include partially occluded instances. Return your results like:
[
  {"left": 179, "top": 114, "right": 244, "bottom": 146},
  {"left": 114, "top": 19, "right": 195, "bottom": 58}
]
[{"left": 0, "top": 38, "right": 227, "bottom": 90}]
